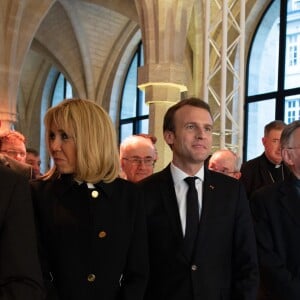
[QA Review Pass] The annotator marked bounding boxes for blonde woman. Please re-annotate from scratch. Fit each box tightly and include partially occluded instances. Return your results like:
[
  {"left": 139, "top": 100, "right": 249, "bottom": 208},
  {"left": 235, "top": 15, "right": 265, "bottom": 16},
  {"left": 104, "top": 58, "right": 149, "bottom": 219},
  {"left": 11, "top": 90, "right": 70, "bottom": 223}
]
[{"left": 31, "top": 99, "right": 148, "bottom": 300}]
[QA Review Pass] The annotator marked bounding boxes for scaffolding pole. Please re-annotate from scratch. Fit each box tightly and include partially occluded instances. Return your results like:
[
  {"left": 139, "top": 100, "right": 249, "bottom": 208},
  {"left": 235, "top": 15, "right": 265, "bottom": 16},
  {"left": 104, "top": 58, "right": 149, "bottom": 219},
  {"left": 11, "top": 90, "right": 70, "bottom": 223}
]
[{"left": 203, "top": 0, "right": 246, "bottom": 158}]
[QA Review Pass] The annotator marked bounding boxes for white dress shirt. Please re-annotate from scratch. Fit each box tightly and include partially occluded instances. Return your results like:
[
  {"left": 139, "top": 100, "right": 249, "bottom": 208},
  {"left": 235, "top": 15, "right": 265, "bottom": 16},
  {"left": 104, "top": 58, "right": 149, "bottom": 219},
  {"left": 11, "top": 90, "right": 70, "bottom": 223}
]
[{"left": 170, "top": 163, "right": 204, "bottom": 236}]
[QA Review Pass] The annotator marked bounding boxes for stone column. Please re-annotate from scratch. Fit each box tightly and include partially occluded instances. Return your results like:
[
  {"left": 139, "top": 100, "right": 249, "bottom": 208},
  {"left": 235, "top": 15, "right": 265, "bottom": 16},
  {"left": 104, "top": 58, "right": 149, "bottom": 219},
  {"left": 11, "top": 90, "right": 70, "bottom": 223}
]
[
  {"left": 134, "top": 0, "right": 195, "bottom": 171},
  {"left": 0, "top": 0, "right": 53, "bottom": 132}
]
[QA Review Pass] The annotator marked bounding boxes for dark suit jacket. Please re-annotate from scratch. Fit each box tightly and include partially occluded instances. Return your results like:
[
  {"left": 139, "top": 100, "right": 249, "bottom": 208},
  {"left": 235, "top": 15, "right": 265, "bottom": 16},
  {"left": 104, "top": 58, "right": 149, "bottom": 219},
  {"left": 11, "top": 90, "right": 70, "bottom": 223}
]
[
  {"left": 0, "top": 165, "right": 44, "bottom": 299},
  {"left": 240, "top": 153, "right": 290, "bottom": 199},
  {"left": 31, "top": 174, "right": 148, "bottom": 300},
  {"left": 0, "top": 154, "right": 34, "bottom": 179},
  {"left": 251, "top": 177, "right": 300, "bottom": 300},
  {"left": 139, "top": 165, "right": 259, "bottom": 300}
]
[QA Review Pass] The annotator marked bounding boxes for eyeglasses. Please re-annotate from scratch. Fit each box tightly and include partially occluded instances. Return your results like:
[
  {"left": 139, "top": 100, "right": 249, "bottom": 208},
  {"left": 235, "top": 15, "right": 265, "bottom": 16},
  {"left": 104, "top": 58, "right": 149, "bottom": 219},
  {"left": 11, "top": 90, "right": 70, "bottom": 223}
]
[
  {"left": 0, "top": 150, "right": 26, "bottom": 158},
  {"left": 210, "top": 168, "right": 238, "bottom": 175},
  {"left": 122, "top": 157, "right": 155, "bottom": 166}
]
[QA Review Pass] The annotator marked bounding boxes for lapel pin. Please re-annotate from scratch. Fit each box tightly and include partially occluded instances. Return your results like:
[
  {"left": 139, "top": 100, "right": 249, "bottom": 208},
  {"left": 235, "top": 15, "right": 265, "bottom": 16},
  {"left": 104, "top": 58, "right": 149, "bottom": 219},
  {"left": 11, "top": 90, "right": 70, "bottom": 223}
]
[{"left": 209, "top": 185, "right": 215, "bottom": 190}]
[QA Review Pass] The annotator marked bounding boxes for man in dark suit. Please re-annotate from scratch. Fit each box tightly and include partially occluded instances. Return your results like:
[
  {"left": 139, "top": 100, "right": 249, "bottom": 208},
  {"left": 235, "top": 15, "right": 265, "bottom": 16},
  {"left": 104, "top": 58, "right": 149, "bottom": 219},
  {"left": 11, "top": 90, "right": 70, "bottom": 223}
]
[
  {"left": 0, "top": 164, "right": 44, "bottom": 299},
  {"left": 139, "top": 98, "right": 259, "bottom": 300},
  {"left": 240, "top": 120, "right": 290, "bottom": 198},
  {"left": 251, "top": 120, "right": 300, "bottom": 300}
]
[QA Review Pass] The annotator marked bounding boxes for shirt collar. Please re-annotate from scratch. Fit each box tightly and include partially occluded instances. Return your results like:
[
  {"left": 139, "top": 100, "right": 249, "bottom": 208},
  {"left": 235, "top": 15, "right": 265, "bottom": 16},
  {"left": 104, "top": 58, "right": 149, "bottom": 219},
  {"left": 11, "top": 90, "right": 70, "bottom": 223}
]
[
  {"left": 263, "top": 152, "right": 282, "bottom": 168},
  {"left": 170, "top": 162, "right": 204, "bottom": 186},
  {"left": 74, "top": 179, "right": 95, "bottom": 189}
]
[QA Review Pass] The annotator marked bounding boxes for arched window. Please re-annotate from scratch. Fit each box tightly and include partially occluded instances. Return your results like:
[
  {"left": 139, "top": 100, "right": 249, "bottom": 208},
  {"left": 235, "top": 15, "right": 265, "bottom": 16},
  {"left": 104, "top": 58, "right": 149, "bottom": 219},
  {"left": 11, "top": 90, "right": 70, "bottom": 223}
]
[
  {"left": 40, "top": 69, "right": 73, "bottom": 172},
  {"left": 119, "top": 43, "right": 148, "bottom": 142},
  {"left": 51, "top": 72, "right": 73, "bottom": 106},
  {"left": 245, "top": 0, "right": 300, "bottom": 160}
]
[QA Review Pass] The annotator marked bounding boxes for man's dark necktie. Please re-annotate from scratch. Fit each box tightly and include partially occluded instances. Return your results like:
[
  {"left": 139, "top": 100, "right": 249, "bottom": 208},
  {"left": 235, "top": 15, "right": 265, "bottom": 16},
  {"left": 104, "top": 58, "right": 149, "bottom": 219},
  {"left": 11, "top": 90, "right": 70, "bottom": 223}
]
[{"left": 184, "top": 176, "right": 199, "bottom": 261}]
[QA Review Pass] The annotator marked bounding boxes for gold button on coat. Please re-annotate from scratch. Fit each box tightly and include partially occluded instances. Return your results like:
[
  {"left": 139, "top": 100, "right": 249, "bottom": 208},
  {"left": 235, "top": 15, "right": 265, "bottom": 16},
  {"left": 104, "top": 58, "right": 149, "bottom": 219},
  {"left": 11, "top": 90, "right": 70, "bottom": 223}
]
[
  {"left": 87, "top": 273, "right": 96, "bottom": 282},
  {"left": 98, "top": 231, "right": 106, "bottom": 238},
  {"left": 91, "top": 190, "right": 99, "bottom": 198}
]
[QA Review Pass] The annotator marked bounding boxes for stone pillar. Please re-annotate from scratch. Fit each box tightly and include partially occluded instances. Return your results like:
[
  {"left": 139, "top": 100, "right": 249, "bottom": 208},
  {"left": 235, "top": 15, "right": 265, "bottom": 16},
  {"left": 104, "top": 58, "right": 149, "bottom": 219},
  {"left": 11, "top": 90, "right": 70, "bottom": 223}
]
[
  {"left": 0, "top": 0, "right": 53, "bottom": 132},
  {"left": 134, "top": 0, "right": 195, "bottom": 171},
  {"left": 146, "top": 84, "right": 181, "bottom": 172}
]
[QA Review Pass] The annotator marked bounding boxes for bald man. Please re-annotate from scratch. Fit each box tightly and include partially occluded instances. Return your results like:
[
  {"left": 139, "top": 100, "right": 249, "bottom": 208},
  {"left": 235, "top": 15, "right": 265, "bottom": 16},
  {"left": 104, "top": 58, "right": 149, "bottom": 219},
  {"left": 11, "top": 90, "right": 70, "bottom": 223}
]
[
  {"left": 120, "top": 134, "right": 158, "bottom": 182},
  {"left": 208, "top": 149, "right": 241, "bottom": 180}
]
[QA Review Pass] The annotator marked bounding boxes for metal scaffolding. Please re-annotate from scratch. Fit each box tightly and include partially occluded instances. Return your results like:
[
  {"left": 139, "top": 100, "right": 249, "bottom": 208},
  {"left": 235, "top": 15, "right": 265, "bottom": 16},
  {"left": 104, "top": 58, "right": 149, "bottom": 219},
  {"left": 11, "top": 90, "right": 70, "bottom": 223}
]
[{"left": 203, "top": 0, "right": 245, "bottom": 158}]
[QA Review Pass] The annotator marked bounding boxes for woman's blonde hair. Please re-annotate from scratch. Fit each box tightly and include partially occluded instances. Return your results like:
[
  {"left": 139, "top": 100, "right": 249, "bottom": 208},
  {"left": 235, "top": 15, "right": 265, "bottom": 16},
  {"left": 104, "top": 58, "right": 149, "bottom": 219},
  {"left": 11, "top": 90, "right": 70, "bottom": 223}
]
[{"left": 43, "top": 98, "right": 120, "bottom": 183}]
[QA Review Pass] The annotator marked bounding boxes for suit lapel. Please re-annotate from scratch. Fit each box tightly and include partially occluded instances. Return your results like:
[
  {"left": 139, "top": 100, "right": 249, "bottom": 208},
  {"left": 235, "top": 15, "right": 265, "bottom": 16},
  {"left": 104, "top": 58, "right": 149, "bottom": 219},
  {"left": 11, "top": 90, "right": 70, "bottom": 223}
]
[
  {"left": 194, "top": 169, "right": 217, "bottom": 256},
  {"left": 258, "top": 155, "right": 274, "bottom": 185},
  {"left": 201, "top": 169, "right": 217, "bottom": 222},
  {"left": 159, "top": 166, "right": 184, "bottom": 241},
  {"left": 194, "top": 168, "right": 236, "bottom": 262}
]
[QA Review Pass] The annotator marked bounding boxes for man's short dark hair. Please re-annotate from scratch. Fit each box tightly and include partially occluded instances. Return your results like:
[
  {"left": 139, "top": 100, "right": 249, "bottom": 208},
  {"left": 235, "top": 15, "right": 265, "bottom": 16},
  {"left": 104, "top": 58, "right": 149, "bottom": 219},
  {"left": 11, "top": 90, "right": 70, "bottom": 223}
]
[
  {"left": 26, "top": 148, "right": 39, "bottom": 156},
  {"left": 163, "top": 97, "right": 212, "bottom": 132},
  {"left": 264, "top": 120, "right": 286, "bottom": 136}
]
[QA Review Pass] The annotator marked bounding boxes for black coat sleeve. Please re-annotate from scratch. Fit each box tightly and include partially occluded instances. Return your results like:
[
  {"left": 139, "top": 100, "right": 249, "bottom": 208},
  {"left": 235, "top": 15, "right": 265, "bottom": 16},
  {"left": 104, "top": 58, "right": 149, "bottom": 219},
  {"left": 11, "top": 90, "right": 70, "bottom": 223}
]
[{"left": 0, "top": 166, "right": 45, "bottom": 299}]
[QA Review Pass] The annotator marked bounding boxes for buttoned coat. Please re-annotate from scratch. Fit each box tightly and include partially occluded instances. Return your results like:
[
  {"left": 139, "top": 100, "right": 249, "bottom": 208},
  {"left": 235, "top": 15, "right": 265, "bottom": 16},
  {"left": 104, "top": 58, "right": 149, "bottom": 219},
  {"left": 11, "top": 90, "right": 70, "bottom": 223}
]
[
  {"left": 0, "top": 165, "right": 44, "bottom": 299},
  {"left": 31, "top": 174, "right": 148, "bottom": 300},
  {"left": 139, "top": 165, "right": 259, "bottom": 300},
  {"left": 251, "top": 177, "right": 300, "bottom": 300}
]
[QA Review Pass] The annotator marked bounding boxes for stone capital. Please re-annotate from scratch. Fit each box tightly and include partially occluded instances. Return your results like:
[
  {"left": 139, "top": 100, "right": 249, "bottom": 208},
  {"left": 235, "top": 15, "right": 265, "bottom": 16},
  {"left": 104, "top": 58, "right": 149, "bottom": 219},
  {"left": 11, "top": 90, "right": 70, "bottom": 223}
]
[{"left": 138, "top": 63, "right": 188, "bottom": 91}]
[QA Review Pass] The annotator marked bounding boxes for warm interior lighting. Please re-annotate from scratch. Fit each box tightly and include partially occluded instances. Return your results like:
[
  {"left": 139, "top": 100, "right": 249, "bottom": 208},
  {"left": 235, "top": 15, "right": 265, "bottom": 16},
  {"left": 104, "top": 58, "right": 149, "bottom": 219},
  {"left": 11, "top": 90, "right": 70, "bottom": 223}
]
[{"left": 138, "top": 81, "right": 187, "bottom": 92}]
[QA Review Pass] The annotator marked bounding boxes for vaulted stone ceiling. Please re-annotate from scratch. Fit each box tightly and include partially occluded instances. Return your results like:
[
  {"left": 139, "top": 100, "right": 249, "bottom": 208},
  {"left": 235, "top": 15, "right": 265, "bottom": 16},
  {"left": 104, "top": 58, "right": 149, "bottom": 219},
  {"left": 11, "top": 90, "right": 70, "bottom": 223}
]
[{"left": 0, "top": 0, "right": 271, "bottom": 149}]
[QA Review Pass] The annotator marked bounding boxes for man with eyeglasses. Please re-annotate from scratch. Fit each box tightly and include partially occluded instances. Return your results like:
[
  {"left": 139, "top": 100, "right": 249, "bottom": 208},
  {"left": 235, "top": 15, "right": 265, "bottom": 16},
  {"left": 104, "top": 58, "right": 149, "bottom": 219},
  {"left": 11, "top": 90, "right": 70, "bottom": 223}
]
[
  {"left": 251, "top": 120, "right": 300, "bottom": 300},
  {"left": 120, "top": 134, "right": 158, "bottom": 183},
  {"left": 0, "top": 130, "right": 34, "bottom": 179},
  {"left": 208, "top": 149, "right": 241, "bottom": 180}
]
